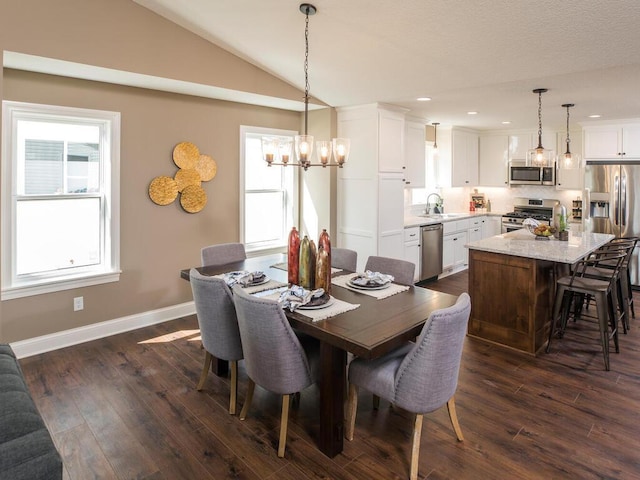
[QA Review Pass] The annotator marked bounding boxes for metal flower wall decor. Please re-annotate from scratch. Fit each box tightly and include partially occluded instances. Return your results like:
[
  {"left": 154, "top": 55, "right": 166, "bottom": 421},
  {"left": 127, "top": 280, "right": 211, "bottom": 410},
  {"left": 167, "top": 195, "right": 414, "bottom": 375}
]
[{"left": 148, "top": 142, "right": 217, "bottom": 213}]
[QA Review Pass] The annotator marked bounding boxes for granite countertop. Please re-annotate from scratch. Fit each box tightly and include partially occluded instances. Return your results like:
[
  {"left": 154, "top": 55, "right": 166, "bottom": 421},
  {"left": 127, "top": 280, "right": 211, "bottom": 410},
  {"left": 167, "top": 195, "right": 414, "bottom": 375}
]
[
  {"left": 465, "top": 228, "right": 614, "bottom": 264},
  {"left": 404, "top": 211, "right": 505, "bottom": 228}
]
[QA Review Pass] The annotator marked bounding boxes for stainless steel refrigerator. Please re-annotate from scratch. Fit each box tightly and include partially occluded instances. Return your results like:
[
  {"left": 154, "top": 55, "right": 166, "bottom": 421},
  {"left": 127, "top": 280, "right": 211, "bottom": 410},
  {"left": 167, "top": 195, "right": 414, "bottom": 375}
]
[{"left": 584, "top": 161, "right": 640, "bottom": 286}]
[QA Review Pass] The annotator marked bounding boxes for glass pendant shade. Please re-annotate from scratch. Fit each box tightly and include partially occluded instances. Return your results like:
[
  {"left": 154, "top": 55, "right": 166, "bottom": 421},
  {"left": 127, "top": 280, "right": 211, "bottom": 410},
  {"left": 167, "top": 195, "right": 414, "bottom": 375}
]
[
  {"left": 261, "top": 137, "right": 279, "bottom": 165},
  {"left": 295, "top": 135, "right": 314, "bottom": 167},
  {"left": 527, "top": 146, "right": 554, "bottom": 167},
  {"left": 332, "top": 138, "right": 350, "bottom": 166},
  {"left": 316, "top": 140, "right": 332, "bottom": 165},
  {"left": 278, "top": 138, "right": 293, "bottom": 165}
]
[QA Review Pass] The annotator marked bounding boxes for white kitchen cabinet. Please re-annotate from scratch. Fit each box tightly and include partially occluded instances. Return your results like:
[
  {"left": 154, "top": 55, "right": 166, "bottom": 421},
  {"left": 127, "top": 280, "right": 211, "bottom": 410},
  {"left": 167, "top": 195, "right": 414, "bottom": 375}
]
[
  {"left": 451, "top": 129, "right": 479, "bottom": 187},
  {"left": 441, "top": 219, "right": 469, "bottom": 277},
  {"left": 404, "top": 119, "right": 426, "bottom": 187},
  {"left": 583, "top": 123, "right": 640, "bottom": 160},
  {"left": 337, "top": 104, "right": 408, "bottom": 271},
  {"left": 403, "top": 226, "right": 421, "bottom": 282},
  {"left": 480, "top": 216, "right": 501, "bottom": 238},
  {"left": 556, "top": 130, "right": 584, "bottom": 190},
  {"left": 479, "top": 135, "right": 509, "bottom": 187}
]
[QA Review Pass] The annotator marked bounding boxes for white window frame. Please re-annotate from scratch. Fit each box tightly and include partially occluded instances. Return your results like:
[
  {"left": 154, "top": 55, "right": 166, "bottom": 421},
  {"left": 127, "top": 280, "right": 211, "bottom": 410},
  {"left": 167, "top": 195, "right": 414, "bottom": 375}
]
[
  {"left": 239, "top": 126, "right": 298, "bottom": 255},
  {"left": 1, "top": 101, "right": 120, "bottom": 300}
]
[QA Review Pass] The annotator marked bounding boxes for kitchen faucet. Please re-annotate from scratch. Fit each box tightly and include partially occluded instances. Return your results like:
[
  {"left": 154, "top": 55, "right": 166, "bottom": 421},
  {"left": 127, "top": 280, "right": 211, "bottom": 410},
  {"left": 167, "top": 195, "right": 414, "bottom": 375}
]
[{"left": 426, "top": 193, "right": 443, "bottom": 214}]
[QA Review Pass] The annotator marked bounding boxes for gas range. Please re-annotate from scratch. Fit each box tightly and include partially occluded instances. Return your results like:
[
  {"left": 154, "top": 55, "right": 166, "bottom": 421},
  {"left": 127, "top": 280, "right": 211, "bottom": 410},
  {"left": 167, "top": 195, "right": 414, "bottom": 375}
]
[{"left": 501, "top": 198, "right": 557, "bottom": 232}]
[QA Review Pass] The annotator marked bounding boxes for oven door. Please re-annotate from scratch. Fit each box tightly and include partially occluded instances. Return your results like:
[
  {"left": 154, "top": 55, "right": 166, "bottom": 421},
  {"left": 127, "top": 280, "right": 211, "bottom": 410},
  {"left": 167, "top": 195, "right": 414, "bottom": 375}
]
[
  {"left": 502, "top": 223, "right": 524, "bottom": 234},
  {"left": 509, "top": 165, "right": 542, "bottom": 185}
]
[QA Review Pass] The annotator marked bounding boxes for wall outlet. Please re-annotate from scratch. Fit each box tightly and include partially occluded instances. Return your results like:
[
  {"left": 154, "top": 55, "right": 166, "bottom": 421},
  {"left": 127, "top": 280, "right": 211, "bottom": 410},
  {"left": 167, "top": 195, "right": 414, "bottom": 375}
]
[{"left": 73, "top": 296, "right": 84, "bottom": 311}]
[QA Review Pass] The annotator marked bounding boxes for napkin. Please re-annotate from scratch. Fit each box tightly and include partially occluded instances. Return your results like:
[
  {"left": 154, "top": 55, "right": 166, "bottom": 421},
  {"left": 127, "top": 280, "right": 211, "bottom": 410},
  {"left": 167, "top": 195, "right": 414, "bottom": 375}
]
[
  {"left": 222, "top": 270, "right": 266, "bottom": 287},
  {"left": 278, "top": 285, "right": 326, "bottom": 312},
  {"left": 351, "top": 271, "right": 394, "bottom": 286}
]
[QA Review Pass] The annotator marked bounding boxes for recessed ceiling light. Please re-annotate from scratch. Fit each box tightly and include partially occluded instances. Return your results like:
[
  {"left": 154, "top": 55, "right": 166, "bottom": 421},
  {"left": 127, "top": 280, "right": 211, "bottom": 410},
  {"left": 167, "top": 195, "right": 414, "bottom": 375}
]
[
  {"left": 589, "top": 114, "right": 602, "bottom": 118},
  {"left": 467, "top": 111, "right": 478, "bottom": 115},
  {"left": 417, "top": 97, "right": 432, "bottom": 102},
  {"left": 501, "top": 121, "right": 512, "bottom": 125}
]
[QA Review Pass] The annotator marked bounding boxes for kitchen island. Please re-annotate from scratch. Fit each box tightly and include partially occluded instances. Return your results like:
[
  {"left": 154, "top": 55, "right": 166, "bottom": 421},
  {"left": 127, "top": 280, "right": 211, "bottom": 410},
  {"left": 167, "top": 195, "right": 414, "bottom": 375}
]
[{"left": 465, "top": 229, "right": 614, "bottom": 355}]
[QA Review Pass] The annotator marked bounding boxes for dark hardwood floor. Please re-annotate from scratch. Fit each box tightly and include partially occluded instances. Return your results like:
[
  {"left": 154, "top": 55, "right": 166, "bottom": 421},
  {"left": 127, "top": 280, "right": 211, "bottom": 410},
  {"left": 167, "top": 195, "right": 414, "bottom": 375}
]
[{"left": 20, "top": 271, "right": 640, "bottom": 479}]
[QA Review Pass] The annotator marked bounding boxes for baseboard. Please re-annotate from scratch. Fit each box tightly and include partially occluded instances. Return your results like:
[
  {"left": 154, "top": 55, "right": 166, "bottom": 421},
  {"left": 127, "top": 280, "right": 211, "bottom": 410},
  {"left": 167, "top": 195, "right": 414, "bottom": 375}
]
[{"left": 10, "top": 301, "right": 196, "bottom": 359}]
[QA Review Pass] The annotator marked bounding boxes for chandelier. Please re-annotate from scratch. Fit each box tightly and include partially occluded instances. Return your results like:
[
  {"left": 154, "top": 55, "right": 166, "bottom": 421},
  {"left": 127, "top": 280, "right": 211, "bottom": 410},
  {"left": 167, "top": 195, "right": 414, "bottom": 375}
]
[
  {"left": 558, "top": 103, "right": 583, "bottom": 169},
  {"left": 262, "top": 3, "right": 350, "bottom": 170},
  {"left": 527, "top": 88, "right": 554, "bottom": 167}
]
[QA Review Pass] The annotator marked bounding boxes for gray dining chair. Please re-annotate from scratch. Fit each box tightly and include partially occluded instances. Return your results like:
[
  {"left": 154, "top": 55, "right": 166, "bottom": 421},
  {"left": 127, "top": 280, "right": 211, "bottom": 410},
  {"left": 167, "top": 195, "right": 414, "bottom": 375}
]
[
  {"left": 364, "top": 255, "right": 415, "bottom": 286},
  {"left": 232, "top": 285, "right": 318, "bottom": 457},
  {"left": 201, "top": 242, "right": 246, "bottom": 267},
  {"left": 345, "top": 293, "right": 471, "bottom": 480},
  {"left": 189, "top": 269, "right": 244, "bottom": 414},
  {"left": 332, "top": 247, "right": 358, "bottom": 272}
]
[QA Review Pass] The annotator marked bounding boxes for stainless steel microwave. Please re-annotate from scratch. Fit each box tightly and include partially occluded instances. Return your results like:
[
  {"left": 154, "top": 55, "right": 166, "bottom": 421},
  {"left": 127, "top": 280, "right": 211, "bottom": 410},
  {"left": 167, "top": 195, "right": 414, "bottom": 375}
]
[{"left": 509, "top": 163, "right": 556, "bottom": 186}]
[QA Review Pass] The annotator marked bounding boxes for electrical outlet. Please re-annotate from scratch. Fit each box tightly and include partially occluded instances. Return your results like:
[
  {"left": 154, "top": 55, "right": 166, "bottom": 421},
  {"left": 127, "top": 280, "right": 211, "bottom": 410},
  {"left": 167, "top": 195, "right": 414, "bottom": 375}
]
[{"left": 73, "top": 296, "right": 84, "bottom": 311}]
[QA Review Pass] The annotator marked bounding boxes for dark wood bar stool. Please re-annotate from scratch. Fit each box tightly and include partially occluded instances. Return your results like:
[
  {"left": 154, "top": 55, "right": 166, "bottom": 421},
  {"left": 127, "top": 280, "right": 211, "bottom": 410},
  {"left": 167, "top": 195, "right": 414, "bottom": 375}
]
[{"left": 547, "top": 249, "right": 627, "bottom": 370}]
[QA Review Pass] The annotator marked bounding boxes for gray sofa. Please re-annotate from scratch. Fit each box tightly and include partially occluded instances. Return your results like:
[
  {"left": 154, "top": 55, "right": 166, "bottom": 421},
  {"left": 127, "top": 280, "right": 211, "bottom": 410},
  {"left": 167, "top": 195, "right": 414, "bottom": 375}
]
[{"left": 0, "top": 344, "right": 63, "bottom": 480}]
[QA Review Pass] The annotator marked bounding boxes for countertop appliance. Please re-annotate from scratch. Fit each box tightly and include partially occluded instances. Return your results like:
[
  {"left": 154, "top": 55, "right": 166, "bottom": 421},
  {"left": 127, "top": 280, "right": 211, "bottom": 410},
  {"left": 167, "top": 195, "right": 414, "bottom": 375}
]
[
  {"left": 420, "top": 223, "right": 443, "bottom": 281},
  {"left": 509, "top": 162, "right": 556, "bottom": 186},
  {"left": 501, "top": 197, "right": 555, "bottom": 233},
  {"left": 585, "top": 160, "right": 640, "bottom": 286}
]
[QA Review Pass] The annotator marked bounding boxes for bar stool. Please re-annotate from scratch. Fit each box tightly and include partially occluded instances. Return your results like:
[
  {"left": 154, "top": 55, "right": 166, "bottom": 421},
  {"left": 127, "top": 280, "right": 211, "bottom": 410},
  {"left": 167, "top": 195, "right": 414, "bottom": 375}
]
[{"left": 547, "top": 249, "right": 627, "bottom": 370}]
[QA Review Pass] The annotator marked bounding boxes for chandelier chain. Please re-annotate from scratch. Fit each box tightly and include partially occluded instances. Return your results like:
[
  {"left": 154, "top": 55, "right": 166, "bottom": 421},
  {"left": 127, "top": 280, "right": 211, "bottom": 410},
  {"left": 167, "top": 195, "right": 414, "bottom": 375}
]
[
  {"left": 537, "top": 91, "right": 543, "bottom": 141},
  {"left": 565, "top": 105, "right": 571, "bottom": 153},
  {"left": 303, "top": 8, "right": 310, "bottom": 135}
]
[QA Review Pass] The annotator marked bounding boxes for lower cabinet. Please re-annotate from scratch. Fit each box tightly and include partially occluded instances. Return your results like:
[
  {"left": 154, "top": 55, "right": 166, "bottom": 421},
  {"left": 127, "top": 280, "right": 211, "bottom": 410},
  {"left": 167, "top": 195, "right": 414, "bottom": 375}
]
[
  {"left": 481, "top": 216, "right": 502, "bottom": 238},
  {"left": 441, "top": 219, "right": 469, "bottom": 277},
  {"left": 403, "top": 227, "right": 421, "bottom": 282}
]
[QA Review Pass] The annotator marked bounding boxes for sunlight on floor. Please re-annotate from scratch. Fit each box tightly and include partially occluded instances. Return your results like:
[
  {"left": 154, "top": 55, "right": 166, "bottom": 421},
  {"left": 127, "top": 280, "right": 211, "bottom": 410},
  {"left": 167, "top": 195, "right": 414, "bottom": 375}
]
[{"left": 138, "top": 329, "right": 201, "bottom": 344}]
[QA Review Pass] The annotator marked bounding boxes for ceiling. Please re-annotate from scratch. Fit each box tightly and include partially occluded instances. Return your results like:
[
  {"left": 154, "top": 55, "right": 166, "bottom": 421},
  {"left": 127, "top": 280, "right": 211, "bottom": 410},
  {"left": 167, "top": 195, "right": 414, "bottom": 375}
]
[{"left": 132, "top": 0, "right": 640, "bottom": 132}]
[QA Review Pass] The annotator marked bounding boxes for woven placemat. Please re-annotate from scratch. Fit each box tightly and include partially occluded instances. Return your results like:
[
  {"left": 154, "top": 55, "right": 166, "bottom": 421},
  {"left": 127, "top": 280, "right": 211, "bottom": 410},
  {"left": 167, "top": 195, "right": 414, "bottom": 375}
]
[
  {"left": 149, "top": 176, "right": 178, "bottom": 205},
  {"left": 332, "top": 274, "right": 410, "bottom": 299}
]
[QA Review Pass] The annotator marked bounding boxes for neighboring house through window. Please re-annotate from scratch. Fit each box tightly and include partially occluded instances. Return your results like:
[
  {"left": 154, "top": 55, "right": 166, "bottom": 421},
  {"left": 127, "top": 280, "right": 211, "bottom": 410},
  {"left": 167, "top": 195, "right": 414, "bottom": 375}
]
[
  {"left": 240, "top": 126, "right": 298, "bottom": 254},
  {"left": 1, "top": 101, "right": 120, "bottom": 300}
]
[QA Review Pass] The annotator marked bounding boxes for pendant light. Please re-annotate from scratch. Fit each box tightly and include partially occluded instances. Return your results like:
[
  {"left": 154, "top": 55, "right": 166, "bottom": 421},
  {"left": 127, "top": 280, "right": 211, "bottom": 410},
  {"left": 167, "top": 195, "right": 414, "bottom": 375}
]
[
  {"left": 432, "top": 122, "right": 439, "bottom": 152},
  {"left": 262, "top": 3, "right": 349, "bottom": 171},
  {"left": 527, "top": 88, "right": 554, "bottom": 167},
  {"left": 558, "top": 103, "right": 582, "bottom": 169}
]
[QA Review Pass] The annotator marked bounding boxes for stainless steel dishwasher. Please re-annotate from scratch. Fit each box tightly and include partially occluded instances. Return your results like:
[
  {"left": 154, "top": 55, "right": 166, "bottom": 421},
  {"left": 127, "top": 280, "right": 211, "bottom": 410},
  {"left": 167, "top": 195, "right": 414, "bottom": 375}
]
[{"left": 420, "top": 224, "right": 443, "bottom": 281}]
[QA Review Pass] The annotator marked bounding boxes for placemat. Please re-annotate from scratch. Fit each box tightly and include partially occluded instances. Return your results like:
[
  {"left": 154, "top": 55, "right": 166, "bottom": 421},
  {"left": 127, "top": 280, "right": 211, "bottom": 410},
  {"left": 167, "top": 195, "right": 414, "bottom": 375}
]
[
  {"left": 213, "top": 274, "right": 287, "bottom": 294},
  {"left": 262, "top": 292, "right": 360, "bottom": 322},
  {"left": 331, "top": 274, "right": 410, "bottom": 299}
]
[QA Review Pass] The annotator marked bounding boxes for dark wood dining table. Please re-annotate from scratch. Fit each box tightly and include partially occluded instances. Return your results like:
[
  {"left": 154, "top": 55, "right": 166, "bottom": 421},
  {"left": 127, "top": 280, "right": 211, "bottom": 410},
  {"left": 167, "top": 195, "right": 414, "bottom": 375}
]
[{"left": 181, "top": 253, "right": 458, "bottom": 458}]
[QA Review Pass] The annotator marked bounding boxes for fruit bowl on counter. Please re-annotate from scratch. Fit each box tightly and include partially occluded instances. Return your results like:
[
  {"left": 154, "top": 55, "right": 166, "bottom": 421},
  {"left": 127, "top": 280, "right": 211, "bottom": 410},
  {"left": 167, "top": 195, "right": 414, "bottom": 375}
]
[{"left": 526, "top": 223, "right": 556, "bottom": 239}]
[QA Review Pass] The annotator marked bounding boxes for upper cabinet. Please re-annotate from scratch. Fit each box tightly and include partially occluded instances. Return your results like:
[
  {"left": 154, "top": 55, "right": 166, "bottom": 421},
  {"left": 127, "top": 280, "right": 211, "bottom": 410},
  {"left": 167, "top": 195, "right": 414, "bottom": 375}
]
[
  {"left": 404, "top": 118, "right": 426, "bottom": 188},
  {"left": 479, "top": 134, "right": 509, "bottom": 187},
  {"left": 583, "top": 123, "right": 640, "bottom": 160},
  {"left": 555, "top": 130, "right": 584, "bottom": 191},
  {"left": 378, "top": 108, "right": 406, "bottom": 173},
  {"left": 451, "top": 129, "right": 479, "bottom": 187},
  {"left": 508, "top": 131, "right": 556, "bottom": 162}
]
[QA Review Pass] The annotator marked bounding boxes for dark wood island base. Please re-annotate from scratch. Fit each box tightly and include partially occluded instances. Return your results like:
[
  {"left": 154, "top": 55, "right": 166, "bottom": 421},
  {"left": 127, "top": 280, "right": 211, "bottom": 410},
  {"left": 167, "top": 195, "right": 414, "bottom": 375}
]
[{"left": 468, "top": 249, "right": 559, "bottom": 355}]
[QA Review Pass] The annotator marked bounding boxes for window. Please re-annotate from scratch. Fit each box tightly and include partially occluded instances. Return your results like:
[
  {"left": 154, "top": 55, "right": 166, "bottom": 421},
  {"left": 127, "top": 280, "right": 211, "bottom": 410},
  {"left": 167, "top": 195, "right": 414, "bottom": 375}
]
[
  {"left": 240, "top": 126, "right": 298, "bottom": 253},
  {"left": 2, "top": 101, "right": 120, "bottom": 299}
]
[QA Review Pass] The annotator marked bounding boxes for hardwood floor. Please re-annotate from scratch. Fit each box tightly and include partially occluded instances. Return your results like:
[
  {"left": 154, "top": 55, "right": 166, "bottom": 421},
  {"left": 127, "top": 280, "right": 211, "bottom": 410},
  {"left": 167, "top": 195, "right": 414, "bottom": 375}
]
[{"left": 19, "top": 270, "right": 640, "bottom": 479}]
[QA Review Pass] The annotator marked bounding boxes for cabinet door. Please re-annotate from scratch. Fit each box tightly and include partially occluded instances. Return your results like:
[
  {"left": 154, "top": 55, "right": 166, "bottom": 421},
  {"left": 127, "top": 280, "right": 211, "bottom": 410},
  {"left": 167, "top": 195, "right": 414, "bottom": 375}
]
[
  {"left": 622, "top": 125, "right": 640, "bottom": 158},
  {"left": 481, "top": 217, "right": 501, "bottom": 238},
  {"left": 479, "top": 135, "right": 509, "bottom": 187},
  {"left": 468, "top": 226, "right": 482, "bottom": 243},
  {"left": 378, "top": 173, "right": 405, "bottom": 258},
  {"left": 584, "top": 126, "right": 621, "bottom": 159},
  {"left": 556, "top": 167, "right": 583, "bottom": 190},
  {"left": 454, "top": 231, "right": 469, "bottom": 267},
  {"left": 403, "top": 242, "right": 421, "bottom": 282},
  {"left": 509, "top": 133, "right": 531, "bottom": 161},
  {"left": 451, "top": 130, "right": 479, "bottom": 187},
  {"left": 404, "top": 120, "right": 426, "bottom": 187},
  {"left": 442, "top": 234, "right": 455, "bottom": 272},
  {"left": 378, "top": 109, "right": 405, "bottom": 173}
]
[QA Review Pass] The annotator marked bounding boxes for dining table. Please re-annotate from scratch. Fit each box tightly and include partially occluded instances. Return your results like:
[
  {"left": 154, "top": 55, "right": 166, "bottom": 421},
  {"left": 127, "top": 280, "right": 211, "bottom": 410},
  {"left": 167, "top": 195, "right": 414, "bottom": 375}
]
[{"left": 180, "top": 253, "right": 458, "bottom": 458}]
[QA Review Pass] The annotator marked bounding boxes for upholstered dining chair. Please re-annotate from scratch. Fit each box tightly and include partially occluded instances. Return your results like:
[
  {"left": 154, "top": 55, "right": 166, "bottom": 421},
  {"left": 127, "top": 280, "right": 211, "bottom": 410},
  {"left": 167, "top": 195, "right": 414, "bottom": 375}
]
[
  {"left": 331, "top": 247, "right": 358, "bottom": 272},
  {"left": 189, "top": 269, "right": 244, "bottom": 414},
  {"left": 364, "top": 255, "right": 415, "bottom": 286},
  {"left": 232, "top": 286, "right": 319, "bottom": 458},
  {"left": 201, "top": 242, "right": 246, "bottom": 267},
  {"left": 345, "top": 293, "right": 471, "bottom": 480}
]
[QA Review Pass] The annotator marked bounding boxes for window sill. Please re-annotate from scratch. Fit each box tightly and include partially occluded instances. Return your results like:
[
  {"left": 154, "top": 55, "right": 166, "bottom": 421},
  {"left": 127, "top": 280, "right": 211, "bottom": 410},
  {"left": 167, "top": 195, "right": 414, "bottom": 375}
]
[{"left": 1, "top": 270, "right": 121, "bottom": 301}]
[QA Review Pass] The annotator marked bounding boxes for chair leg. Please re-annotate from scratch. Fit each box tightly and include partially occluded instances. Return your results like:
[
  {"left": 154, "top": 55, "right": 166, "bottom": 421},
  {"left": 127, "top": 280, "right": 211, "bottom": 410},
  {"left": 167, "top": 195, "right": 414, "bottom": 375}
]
[
  {"left": 595, "top": 293, "right": 611, "bottom": 371},
  {"left": 372, "top": 394, "right": 380, "bottom": 410},
  {"left": 229, "top": 360, "right": 238, "bottom": 415},
  {"left": 446, "top": 397, "right": 464, "bottom": 441},
  {"left": 197, "top": 351, "right": 212, "bottom": 391},
  {"left": 239, "top": 379, "right": 255, "bottom": 420},
  {"left": 410, "top": 414, "right": 424, "bottom": 480},
  {"left": 548, "top": 287, "right": 567, "bottom": 352},
  {"left": 278, "top": 394, "right": 291, "bottom": 458},
  {"left": 607, "top": 290, "right": 620, "bottom": 354},
  {"left": 345, "top": 383, "right": 358, "bottom": 441}
]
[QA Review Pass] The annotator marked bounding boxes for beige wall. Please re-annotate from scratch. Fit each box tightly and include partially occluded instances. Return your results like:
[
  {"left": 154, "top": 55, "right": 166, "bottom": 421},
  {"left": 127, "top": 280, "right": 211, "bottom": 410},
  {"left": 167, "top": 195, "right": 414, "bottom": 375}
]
[{"left": 0, "top": 0, "right": 336, "bottom": 343}]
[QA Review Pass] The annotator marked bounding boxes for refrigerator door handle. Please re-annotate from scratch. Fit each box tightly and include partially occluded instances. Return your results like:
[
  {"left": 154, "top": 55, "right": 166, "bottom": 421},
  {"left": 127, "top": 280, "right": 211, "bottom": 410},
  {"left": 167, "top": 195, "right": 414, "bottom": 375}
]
[
  {"left": 614, "top": 173, "right": 620, "bottom": 226},
  {"left": 621, "top": 170, "right": 627, "bottom": 227}
]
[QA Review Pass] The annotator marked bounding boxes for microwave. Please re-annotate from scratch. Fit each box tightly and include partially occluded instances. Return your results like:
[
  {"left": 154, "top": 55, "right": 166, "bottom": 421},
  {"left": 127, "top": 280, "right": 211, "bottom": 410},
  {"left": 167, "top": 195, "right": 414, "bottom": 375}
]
[{"left": 509, "top": 163, "right": 556, "bottom": 186}]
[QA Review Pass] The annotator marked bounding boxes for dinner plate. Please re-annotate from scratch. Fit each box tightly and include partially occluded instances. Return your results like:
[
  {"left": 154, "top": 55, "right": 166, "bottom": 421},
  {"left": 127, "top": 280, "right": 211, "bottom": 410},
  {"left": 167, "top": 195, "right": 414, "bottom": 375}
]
[
  {"left": 298, "top": 296, "right": 335, "bottom": 310},
  {"left": 244, "top": 276, "right": 269, "bottom": 286},
  {"left": 347, "top": 277, "right": 391, "bottom": 290}
]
